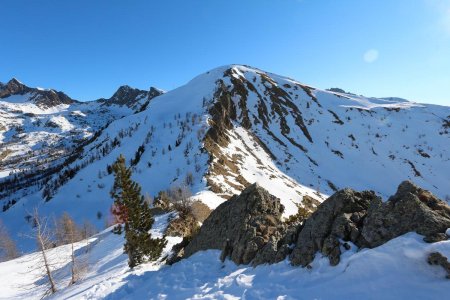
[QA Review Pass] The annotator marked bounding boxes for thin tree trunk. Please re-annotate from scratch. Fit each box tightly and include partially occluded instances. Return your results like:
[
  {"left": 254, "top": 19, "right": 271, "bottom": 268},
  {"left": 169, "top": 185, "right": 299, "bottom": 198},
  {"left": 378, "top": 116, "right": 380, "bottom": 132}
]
[
  {"left": 35, "top": 211, "right": 57, "bottom": 294},
  {"left": 69, "top": 225, "right": 76, "bottom": 285}
]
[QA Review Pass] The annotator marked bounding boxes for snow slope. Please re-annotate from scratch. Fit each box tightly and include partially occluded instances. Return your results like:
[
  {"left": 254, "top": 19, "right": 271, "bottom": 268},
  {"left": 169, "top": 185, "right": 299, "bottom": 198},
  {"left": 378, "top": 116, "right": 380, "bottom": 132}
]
[
  {"left": 1, "top": 213, "right": 449, "bottom": 300},
  {"left": 0, "top": 213, "right": 181, "bottom": 300},
  {"left": 1, "top": 65, "right": 449, "bottom": 253}
]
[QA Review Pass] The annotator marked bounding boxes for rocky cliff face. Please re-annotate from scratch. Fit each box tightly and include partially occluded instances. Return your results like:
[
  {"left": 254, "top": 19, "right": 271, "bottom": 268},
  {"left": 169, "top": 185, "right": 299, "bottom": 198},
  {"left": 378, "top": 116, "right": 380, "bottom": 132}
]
[{"left": 181, "top": 181, "right": 450, "bottom": 268}]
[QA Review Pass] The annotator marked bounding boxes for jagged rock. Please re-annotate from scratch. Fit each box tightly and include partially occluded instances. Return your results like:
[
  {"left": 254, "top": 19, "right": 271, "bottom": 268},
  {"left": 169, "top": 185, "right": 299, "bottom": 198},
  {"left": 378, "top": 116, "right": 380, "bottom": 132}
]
[
  {"left": 327, "top": 87, "right": 347, "bottom": 94},
  {"left": 290, "top": 189, "right": 380, "bottom": 267},
  {"left": 290, "top": 181, "right": 450, "bottom": 267},
  {"left": 251, "top": 223, "right": 301, "bottom": 265},
  {"left": 361, "top": 181, "right": 450, "bottom": 247},
  {"left": 183, "top": 183, "right": 286, "bottom": 265},
  {"left": 166, "top": 211, "right": 201, "bottom": 265},
  {"left": 179, "top": 181, "right": 450, "bottom": 269},
  {"left": 428, "top": 252, "right": 450, "bottom": 279}
]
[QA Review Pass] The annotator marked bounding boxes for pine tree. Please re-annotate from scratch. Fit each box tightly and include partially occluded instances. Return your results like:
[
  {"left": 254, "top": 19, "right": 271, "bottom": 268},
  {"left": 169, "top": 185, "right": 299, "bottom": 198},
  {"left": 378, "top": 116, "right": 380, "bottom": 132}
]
[{"left": 110, "top": 154, "right": 166, "bottom": 268}]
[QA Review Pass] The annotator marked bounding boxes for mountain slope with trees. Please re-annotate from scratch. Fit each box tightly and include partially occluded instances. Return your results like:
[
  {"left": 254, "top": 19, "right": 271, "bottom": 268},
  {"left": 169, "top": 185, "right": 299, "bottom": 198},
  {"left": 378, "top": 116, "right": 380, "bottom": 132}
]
[{"left": 0, "top": 65, "right": 449, "bottom": 252}]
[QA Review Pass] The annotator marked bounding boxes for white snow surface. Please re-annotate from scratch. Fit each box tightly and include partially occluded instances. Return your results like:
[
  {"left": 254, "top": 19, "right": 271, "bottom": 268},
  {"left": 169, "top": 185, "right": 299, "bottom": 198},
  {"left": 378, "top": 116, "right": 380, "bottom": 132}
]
[{"left": 0, "top": 215, "right": 449, "bottom": 300}]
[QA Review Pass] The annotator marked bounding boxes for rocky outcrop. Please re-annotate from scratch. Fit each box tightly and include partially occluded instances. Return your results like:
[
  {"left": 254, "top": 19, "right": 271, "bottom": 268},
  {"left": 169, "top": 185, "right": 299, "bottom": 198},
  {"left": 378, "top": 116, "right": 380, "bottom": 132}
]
[
  {"left": 179, "top": 180, "right": 450, "bottom": 269},
  {"left": 203, "top": 82, "right": 242, "bottom": 197},
  {"left": 291, "top": 181, "right": 450, "bottom": 267},
  {"left": 361, "top": 181, "right": 450, "bottom": 247},
  {"left": 290, "top": 189, "right": 380, "bottom": 266},
  {"left": 183, "top": 183, "right": 287, "bottom": 265},
  {"left": 251, "top": 224, "right": 299, "bottom": 266}
]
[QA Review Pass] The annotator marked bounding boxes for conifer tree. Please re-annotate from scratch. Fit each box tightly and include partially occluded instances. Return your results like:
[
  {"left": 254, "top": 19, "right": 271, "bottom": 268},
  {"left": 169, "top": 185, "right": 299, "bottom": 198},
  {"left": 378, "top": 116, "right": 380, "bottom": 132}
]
[{"left": 110, "top": 154, "right": 166, "bottom": 268}]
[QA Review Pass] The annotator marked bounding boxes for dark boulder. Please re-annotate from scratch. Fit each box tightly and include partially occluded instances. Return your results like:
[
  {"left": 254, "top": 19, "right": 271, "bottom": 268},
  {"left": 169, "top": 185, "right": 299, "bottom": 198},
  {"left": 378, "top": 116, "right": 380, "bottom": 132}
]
[
  {"left": 183, "top": 183, "right": 287, "bottom": 265},
  {"left": 290, "top": 189, "right": 380, "bottom": 267},
  {"left": 291, "top": 181, "right": 450, "bottom": 267},
  {"left": 361, "top": 181, "right": 450, "bottom": 247}
]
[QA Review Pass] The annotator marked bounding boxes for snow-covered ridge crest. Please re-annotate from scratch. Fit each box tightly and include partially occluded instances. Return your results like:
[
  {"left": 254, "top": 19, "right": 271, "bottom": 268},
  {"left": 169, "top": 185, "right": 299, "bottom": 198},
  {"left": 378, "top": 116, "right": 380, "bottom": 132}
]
[
  {"left": 222, "top": 64, "right": 427, "bottom": 110},
  {"left": 204, "top": 65, "right": 448, "bottom": 197}
]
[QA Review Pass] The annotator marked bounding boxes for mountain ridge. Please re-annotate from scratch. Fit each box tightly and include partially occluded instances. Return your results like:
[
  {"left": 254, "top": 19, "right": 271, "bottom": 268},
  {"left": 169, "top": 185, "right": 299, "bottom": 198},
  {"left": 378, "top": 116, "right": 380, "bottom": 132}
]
[
  {"left": 0, "top": 64, "right": 449, "bottom": 252},
  {"left": 0, "top": 78, "right": 77, "bottom": 108}
]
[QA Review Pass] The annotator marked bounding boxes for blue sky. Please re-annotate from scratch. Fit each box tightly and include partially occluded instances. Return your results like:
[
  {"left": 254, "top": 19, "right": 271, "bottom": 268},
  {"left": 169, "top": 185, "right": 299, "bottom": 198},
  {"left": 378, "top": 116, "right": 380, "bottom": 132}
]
[{"left": 0, "top": 0, "right": 449, "bottom": 105}]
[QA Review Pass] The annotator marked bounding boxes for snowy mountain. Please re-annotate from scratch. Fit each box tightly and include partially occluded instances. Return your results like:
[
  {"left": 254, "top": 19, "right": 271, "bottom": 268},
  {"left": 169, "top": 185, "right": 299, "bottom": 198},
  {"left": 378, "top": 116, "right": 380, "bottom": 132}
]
[
  {"left": 0, "top": 80, "right": 163, "bottom": 212},
  {"left": 1, "top": 65, "right": 449, "bottom": 252}
]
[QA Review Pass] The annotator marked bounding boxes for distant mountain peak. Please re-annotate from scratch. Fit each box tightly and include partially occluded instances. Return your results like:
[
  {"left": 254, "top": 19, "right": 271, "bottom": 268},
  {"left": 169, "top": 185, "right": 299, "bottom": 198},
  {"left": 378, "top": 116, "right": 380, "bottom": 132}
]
[
  {"left": 101, "top": 85, "right": 163, "bottom": 109},
  {"left": 148, "top": 86, "right": 165, "bottom": 98},
  {"left": 114, "top": 84, "right": 134, "bottom": 93},
  {"left": 0, "top": 78, "right": 75, "bottom": 107},
  {"left": 106, "top": 85, "right": 148, "bottom": 106},
  {"left": 0, "top": 77, "right": 30, "bottom": 98},
  {"left": 8, "top": 77, "right": 23, "bottom": 85}
]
